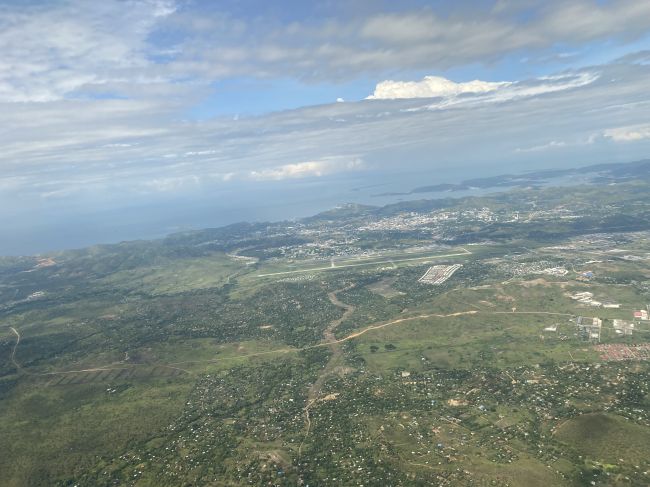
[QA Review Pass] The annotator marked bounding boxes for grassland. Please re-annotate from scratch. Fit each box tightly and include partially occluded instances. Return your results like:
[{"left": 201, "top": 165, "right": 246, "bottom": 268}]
[
  {"left": 97, "top": 253, "right": 247, "bottom": 295},
  {"left": 554, "top": 413, "right": 650, "bottom": 465}
]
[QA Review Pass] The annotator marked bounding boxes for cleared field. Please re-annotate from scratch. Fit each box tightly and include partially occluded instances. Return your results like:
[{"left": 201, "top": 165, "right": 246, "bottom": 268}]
[
  {"left": 45, "top": 365, "right": 186, "bottom": 386},
  {"left": 97, "top": 253, "right": 246, "bottom": 295},
  {"left": 353, "top": 311, "right": 597, "bottom": 371},
  {"left": 367, "top": 276, "right": 404, "bottom": 298},
  {"left": 554, "top": 413, "right": 650, "bottom": 465}
]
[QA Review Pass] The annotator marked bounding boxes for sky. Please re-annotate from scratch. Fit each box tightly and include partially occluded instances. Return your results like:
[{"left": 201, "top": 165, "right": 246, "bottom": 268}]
[{"left": 2, "top": 0, "right": 650, "bottom": 254}]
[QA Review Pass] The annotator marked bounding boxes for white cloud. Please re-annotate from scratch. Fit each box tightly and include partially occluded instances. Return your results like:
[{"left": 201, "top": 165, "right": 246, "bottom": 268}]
[
  {"left": 0, "top": 0, "right": 649, "bottom": 107},
  {"left": 515, "top": 131, "right": 602, "bottom": 153},
  {"left": 351, "top": 2, "right": 650, "bottom": 73},
  {"left": 249, "top": 158, "right": 364, "bottom": 181},
  {"left": 409, "top": 71, "right": 600, "bottom": 111},
  {"left": 66, "top": 0, "right": 643, "bottom": 86},
  {"left": 185, "top": 149, "right": 219, "bottom": 156},
  {"left": 142, "top": 175, "right": 200, "bottom": 192},
  {"left": 103, "top": 143, "right": 137, "bottom": 148},
  {"left": 3, "top": 1, "right": 650, "bottom": 252},
  {"left": 515, "top": 140, "right": 567, "bottom": 153},
  {"left": 603, "top": 124, "right": 650, "bottom": 142},
  {"left": 0, "top": 59, "right": 648, "bottom": 208},
  {"left": 367, "top": 76, "right": 511, "bottom": 100},
  {"left": 0, "top": 0, "right": 176, "bottom": 103}
]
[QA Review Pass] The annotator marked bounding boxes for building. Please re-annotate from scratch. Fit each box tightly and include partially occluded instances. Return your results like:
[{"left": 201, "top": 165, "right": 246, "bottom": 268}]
[
  {"left": 613, "top": 319, "right": 635, "bottom": 336},
  {"left": 576, "top": 316, "right": 602, "bottom": 342}
]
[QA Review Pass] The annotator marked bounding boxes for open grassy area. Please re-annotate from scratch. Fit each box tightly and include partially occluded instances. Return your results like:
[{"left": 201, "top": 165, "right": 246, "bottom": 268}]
[
  {"left": 555, "top": 413, "right": 650, "bottom": 463},
  {"left": 97, "top": 253, "right": 246, "bottom": 295}
]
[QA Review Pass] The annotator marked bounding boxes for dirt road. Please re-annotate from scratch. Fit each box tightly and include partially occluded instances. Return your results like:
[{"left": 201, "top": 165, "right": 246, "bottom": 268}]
[
  {"left": 9, "top": 326, "right": 21, "bottom": 371},
  {"left": 299, "top": 285, "right": 355, "bottom": 457}
]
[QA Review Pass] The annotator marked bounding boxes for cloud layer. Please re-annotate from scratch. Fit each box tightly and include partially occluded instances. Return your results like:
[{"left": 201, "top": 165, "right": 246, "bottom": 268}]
[
  {"left": 1, "top": 0, "right": 650, "bottom": 241},
  {"left": 159, "top": 0, "right": 650, "bottom": 82},
  {"left": 2, "top": 61, "right": 648, "bottom": 209},
  {"left": 3, "top": 0, "right": 650, "bottom": 105},
  {"left": 0, "top": 0, "right": 177, "bottom": 103}
]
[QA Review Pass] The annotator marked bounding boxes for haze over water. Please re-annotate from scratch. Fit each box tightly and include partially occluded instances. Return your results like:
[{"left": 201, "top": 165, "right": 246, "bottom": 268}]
[{"left": 3, "top": 162, "right": 591, "bottom": 256}]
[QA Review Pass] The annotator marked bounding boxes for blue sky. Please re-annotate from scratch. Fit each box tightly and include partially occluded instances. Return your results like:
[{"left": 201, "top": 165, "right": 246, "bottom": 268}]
[{"left": 1, "top": 0, "right": 650, "bottom": 252}]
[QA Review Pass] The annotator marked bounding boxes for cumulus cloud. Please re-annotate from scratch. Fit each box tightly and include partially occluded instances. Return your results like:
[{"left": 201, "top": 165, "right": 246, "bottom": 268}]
[
  {"left": 603, "top": 124, "right": 650, "bottom": 142},
  {"left": 424, "top": 71, "right": 599, "bottom": 110},
  {"left": 249, "top": 158, "right": 364, "bottom": 181},
  {"left": 367, "top": 76, "right": 511, "bottom": 100}
]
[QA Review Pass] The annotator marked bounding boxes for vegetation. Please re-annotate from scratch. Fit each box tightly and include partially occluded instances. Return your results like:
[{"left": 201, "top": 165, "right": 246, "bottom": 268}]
[{"left": 1, "top": 178, "right": 650, "bottom": 485}]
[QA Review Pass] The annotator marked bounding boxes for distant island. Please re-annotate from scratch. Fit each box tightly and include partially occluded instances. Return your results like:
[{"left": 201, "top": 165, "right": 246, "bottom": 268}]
[{"left": 373, "top": 158, "right": 650, "bottom": 196}]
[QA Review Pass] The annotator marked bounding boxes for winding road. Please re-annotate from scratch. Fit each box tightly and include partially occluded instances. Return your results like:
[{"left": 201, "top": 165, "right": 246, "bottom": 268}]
[
  {"left": 9, "top": 307, "right": 579, "bottom": 378},
  {"left": 9, "top": 326, "right": 21, "bottom": 371}
]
